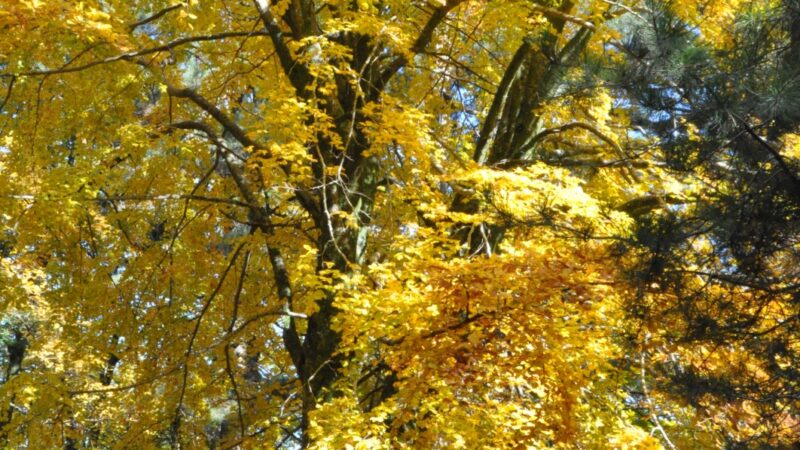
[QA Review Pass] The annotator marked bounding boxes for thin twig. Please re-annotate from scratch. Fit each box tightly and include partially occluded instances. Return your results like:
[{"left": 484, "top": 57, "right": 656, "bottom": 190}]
[
  {"left": 11, "top": 32, "right": 269, "bottom": 77},
  {"left": 130, "top": 3, "right": 185, "bottom": 31}
]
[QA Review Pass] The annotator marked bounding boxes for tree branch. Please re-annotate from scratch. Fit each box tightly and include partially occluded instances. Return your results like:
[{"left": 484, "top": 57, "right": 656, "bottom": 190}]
[
  {"left": 174, "top": 243, "right": 246, "bottom": 440},
  {"left": 473, "top": 40, "right": 532, "bottom": 164},
  {"left": 253, "top": 0, "right": 311, "bottom": 92},
  {"left": 377, "top": 0, "right": 467, "bottom": 92},
  {"left": 12, "top": 31, "right": 268, "bottom": 77},
  {"left": 522, "top": 121, "right": 626, "bottom": 159},
  {"left": 530, "top": 4, "right": 597, "bottom": 31},
  {"left": 224, "top": 250, "right": 251, "bottom": 441},
  {"left": 100, "top": 194, "right": 256, "bottom": 209},
  {"left": 167, "top": 99, "right": 321, "bottom": 220},
  {"left": 169, "top": 118, "right": 308, "bottom": 375},
  {"left": 167, "top": 87, "right": 260, "bottom": 149},
  {"left": 129, "top": 3, "right": 185, "bottom": 31},
  {"left": 0, "top": 75, "right": 15, "bottom": 114},
  {"left": 733, "top": 114, "right": 800, "bottom": 195}
]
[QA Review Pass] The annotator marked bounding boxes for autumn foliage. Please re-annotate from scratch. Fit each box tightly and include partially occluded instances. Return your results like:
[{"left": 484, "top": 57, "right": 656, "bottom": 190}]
[{"left": 1, "top": 0, "right": 798, "bottom": 448}]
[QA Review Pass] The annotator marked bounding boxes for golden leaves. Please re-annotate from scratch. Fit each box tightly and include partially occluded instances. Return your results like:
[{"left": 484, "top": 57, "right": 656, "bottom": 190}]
[
  {"left": 0, "top": 0, "right": 767, "bottom": 447},
  {"left": 672, "top": 0, "right": 747, "bottom": 47},
  {"left": 445, "top": 162, "right": 633, "bottom": 236},
  {"left": 332, "top": 222, "right": 641, "bottom": 446}
]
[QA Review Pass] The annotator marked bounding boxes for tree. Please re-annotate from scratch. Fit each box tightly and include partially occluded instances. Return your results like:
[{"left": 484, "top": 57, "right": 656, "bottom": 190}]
[
  {"left": 0, "top": 0, "right": 794, "bottom": 448},
  {"left": 614, "top": 0, "right": 800, "bottom": 446}
]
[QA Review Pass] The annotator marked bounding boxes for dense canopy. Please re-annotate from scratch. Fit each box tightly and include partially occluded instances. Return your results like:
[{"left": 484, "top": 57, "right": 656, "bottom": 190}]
[{"left": 1, "top": 0, "right": 799, "bottom": 448}]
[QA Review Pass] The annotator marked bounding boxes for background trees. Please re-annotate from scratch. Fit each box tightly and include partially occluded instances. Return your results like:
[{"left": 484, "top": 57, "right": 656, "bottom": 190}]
[
  {"left": 617, "top": 1, "right": 800, "bottom": 446},
  {"left": 0, "top": 0, "right": 797, "bottom": 448}
]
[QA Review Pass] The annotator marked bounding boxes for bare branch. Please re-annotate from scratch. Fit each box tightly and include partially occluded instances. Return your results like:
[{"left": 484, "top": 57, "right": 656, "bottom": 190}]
[
  {"left": 174, "top": 243, "right": 247, "bottom": 440},
  {"left": 167, "top": 87, "right": 259, "bottom": 149},
  {"left": 129, "top": 3, "right": 185, "bottom": 31},
  {"left": 12, "top": 31, "right": 268, "bottom": 77},
  {"left": 525, "top": 121, "right": 623, "bottom": 156},
  {"left": 101, "top": 194, "right": 256, "bottom": 209},
  {"left": 69, "top": 366, "right": 183, "bottom": 395},
  {"left": 0, "top": 75, "right": 16, "bottom": 114},
  {"left": 224, "top": 250, "right": 251, "bottom": 441}
]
